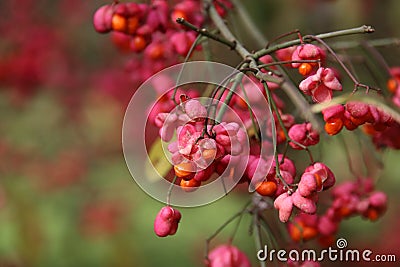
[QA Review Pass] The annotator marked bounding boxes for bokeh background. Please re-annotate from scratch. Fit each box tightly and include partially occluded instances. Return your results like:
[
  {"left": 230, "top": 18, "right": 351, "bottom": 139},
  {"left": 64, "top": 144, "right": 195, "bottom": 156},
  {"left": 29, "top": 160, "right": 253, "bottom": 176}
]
[{"left": 0, "top": 0, "right": 399, "bottom": 266}]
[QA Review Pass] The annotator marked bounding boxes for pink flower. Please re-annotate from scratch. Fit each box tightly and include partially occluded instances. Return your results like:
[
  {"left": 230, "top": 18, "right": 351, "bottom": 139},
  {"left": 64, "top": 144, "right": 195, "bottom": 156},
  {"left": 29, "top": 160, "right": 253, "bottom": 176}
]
[
  {"left": 299, "top": 67, "right": 342, "bottom": 103},
  {"left": 154, "top": 206, "right": 181, "bottom": 237},
  {"left": 207, "top": 245, "right": 251, "bottom": 267},
  {"left": 288, "top": 123, "right": 319, "bottom": 149}
]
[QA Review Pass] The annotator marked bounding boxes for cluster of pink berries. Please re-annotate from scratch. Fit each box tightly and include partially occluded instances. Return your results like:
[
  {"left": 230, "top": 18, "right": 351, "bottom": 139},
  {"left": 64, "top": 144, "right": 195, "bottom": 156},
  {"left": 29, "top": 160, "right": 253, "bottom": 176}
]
[
  {"left": 322, "top": 101, "right": 400, "bottom": 148},
  {"left": 155, "top": 98, "right": 247, "bottom": 191},
  {"left": 276, "top": 44, "right": 400, "bottom": 149},
  {"left": 287, "top": 177, "right": 387, "bottom": 246},
  {"left": 271, "top": 44, "right": 342, "bottom": 103},
  {"left": 287, "top": 44, "right": 343, "bottom": 103},
  {"left": 151, "top": 95, "right": 340, "bottom": 246},
  {"left": 147, "top": 44, "right": 395, "bottom": 266},
  {"left": 93, "top": 0, "right": 234, "bottom": 89},
  {"left": 149, "top": 44, "right": 389, "bottom": 250},
  {"left": 274, "top": 162, "right": 335, "bottom": 223},
  {"left": 94, "top": 0, "right": 196, "bottom": 55},
  {"left": 323, "top": 101, "right": 393, "bottom": 135},
  {"left": 93, "top": 0, "right": 232, "bottom": 58}
]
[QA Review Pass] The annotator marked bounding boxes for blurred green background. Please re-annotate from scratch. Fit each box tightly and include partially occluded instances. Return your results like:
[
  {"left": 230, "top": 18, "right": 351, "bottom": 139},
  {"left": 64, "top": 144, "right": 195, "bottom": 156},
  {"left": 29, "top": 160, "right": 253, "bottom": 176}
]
[{"left": 0, "top": 0, "right": 400, "bottom": 266}]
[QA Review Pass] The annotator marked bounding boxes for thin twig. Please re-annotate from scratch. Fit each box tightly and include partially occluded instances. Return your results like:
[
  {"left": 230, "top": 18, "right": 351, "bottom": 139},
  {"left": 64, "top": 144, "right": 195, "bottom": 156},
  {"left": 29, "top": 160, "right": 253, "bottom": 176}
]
[
  {"left": 253, "top": 213, "right": 266, "bottom": 267},
  {"left": 172, "top": 34, "right": 203, "bottom": 104},
  {"left": 360, "top": 40, "right": 392, "bottom": 79},
  {"left": 253, "top": 25, "right": 375, "bottom": 59},
  {"left": 204, "top": 200, "right": 252, "bottom": 263},
  {"left": 306, "top": 35, "right": 381, "bottom": 94},
  {"left": 166, "top": 175, "right": 178, "bottom": 206},
  {"left": 176, "top": 17, "right": 236, "bottom": 49},
  {"left": 207, "top": 1, "right": 327, "bottom": 129},
  {"left": 330, "top": 37, "right": 400, "bottom": 50}
]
